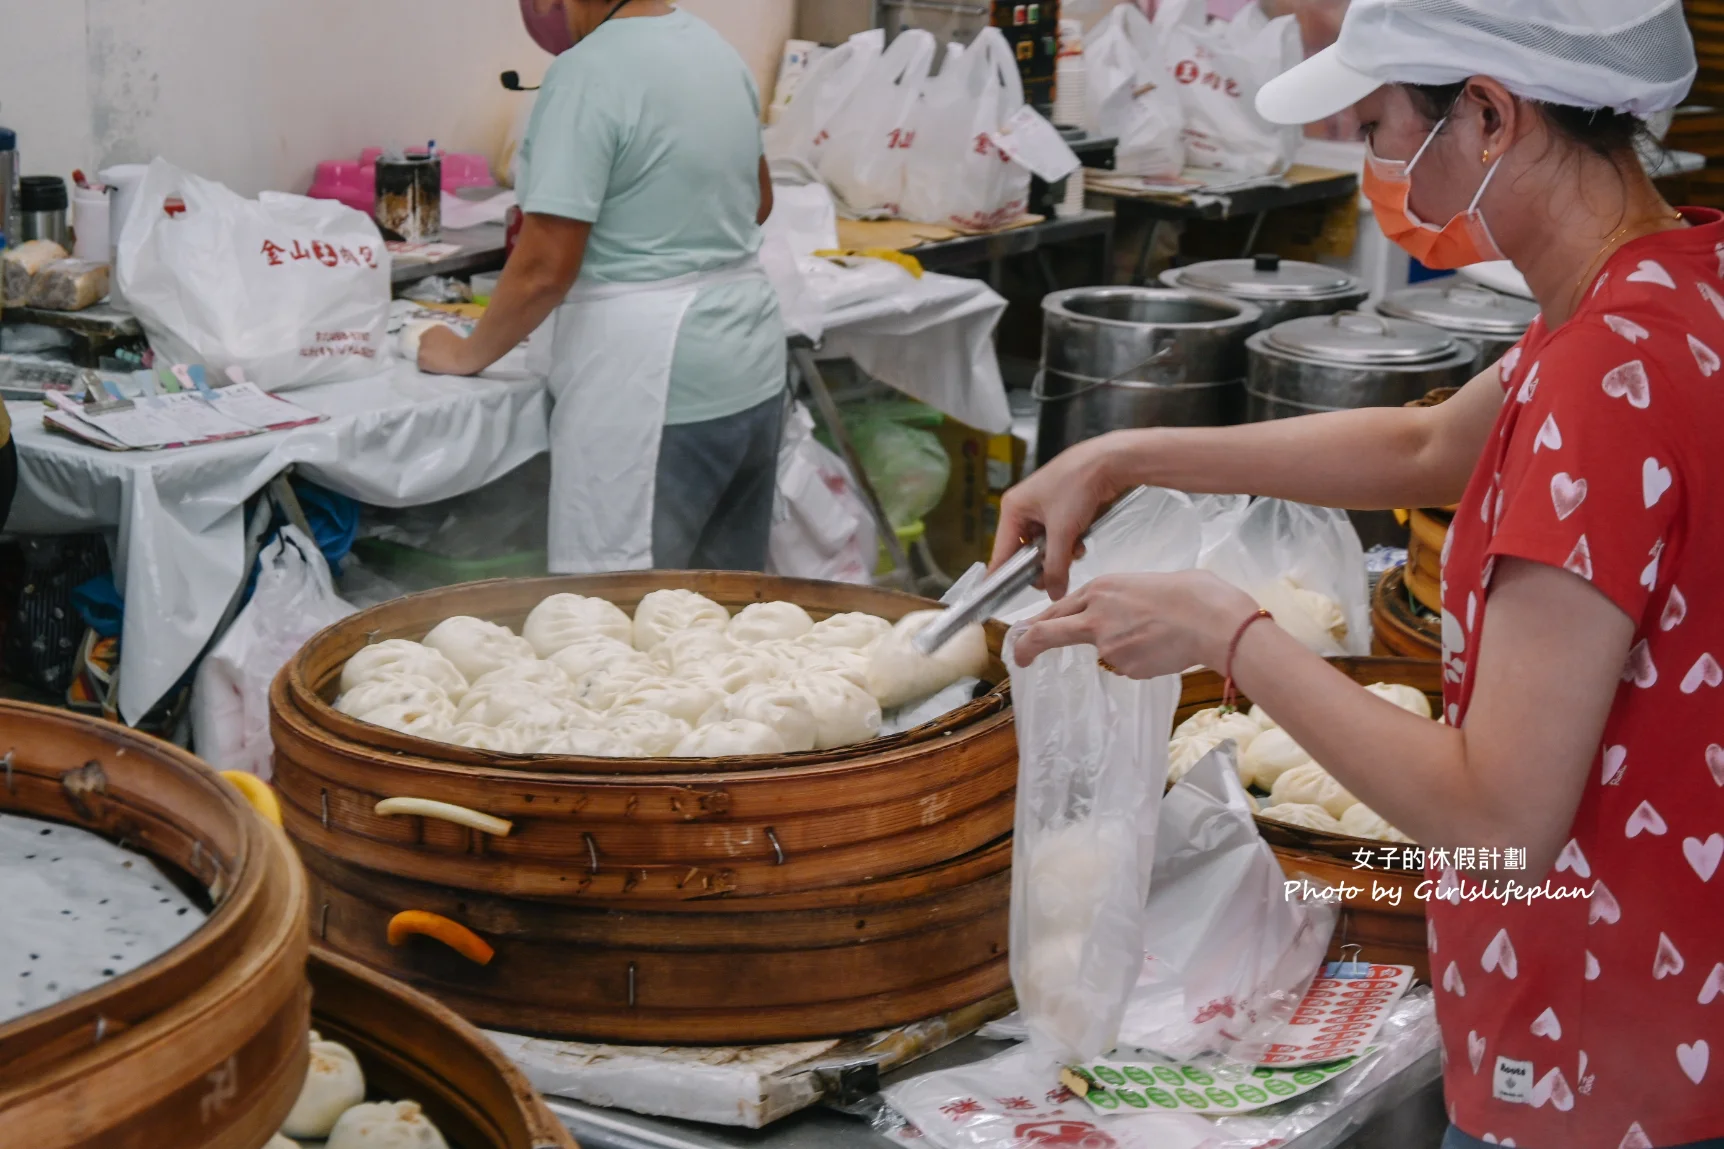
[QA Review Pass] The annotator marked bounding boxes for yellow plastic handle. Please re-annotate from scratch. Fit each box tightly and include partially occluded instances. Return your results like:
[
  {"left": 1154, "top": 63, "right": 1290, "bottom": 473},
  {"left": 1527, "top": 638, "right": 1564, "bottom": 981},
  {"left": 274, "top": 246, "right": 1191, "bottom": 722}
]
[
  {"left": 387, "top": 910, "right": 495, "bottom": 966},
  {"left": 221, "top": 771, "right": 282, "bottom": 827},
  {"left": 373, "top": 797, "right": 513, "bottom": 837},
  {"left": 1393, "top": 509, "right": 1410, "bottom": 527}
]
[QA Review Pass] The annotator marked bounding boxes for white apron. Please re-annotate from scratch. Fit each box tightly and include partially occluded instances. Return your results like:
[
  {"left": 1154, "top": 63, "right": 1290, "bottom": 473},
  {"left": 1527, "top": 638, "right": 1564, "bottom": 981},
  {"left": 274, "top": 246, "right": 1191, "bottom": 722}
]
[{"left": 542, "top": 254, "right": 768, "bottom": 573}]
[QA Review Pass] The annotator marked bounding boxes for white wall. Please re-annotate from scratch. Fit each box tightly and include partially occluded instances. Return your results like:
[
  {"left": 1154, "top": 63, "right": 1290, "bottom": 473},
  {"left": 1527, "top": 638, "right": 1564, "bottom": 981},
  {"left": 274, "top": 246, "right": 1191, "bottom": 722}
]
[{"left": 0, "top": 0, "right": 790, "bottom": 199}]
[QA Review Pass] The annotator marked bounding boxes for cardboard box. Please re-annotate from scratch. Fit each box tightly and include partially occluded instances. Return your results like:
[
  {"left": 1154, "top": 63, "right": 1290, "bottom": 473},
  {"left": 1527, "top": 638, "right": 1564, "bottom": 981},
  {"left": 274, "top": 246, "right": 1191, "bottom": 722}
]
[{"left": 925, "top": 419, "right": 1028, "bottom": 575}]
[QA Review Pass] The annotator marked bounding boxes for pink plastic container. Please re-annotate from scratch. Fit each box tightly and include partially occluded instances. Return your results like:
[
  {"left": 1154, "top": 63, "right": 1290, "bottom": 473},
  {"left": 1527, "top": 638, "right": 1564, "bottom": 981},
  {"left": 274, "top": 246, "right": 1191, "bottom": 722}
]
[{"left": 308, "top": 150, "right": 496, "bottom": 214}]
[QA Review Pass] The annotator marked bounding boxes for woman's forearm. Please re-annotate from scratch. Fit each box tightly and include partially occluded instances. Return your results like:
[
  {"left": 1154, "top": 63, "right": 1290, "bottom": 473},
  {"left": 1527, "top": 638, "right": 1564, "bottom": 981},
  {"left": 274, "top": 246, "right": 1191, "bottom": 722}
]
[{"left": 458, "top": 213, "right": 593, "bottom": 372}]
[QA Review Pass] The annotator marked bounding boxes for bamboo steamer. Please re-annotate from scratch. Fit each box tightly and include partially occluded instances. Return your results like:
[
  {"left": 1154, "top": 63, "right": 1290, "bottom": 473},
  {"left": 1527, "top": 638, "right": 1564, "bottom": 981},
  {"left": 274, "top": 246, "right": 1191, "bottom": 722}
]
[
  {"left": 0, "top": 701, "right": 310, "bottom": 1149},
  {"left": 1177, "top": 658, "right": 1441, "bottom": 981},
  {"left": 1400, "top": 385, "right": 1459, "bottom": 616},
  {"left": 1372, "top": 565, "right": 1442, "bottom": 661},
  {"left": 272, "top": 572, "right": 1017, "bottom": 1043},
  {"left": 307, "top": 948, "right": 573, "bottom": 1149}
]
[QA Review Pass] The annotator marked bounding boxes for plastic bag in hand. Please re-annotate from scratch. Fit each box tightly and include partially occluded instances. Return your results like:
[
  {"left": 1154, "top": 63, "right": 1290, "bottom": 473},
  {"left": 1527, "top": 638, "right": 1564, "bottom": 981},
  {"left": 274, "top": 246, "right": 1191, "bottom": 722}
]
[
  {"left": 815, "top": 30, "right": 938, "bottom": 219},
  {"left": 1083, "top": 4, "right": 1186, "bottom": 178},
  {"left": 191, "top": 527, "right": 356, "bottom": 779},
  {"left": 118, "top": 159, "right": 392, "bottom": 389},
  {"left": 1154, "top": 0, "right": 1303, "bottom": 177},
  {"left": 1006, "top": 626, "right": 1178, "bottom": 1065},
  {"left": 1198, "top": 497, "right": 1369, "bottom": 657},
  {"left": 900, "top": 28, "right": 1033, "bottom": 230}
]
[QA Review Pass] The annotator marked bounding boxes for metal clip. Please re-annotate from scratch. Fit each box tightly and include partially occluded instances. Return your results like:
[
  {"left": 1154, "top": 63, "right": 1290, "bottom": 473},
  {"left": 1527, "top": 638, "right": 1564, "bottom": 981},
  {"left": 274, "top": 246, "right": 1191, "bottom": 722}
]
[
  {"left": 320, "top": 902, "right": 331, "bottom": 941},
  {"left": 320, "top": 788, "right": 330, "bottom": 829},
  {"left": 93, "top": 1015, "right": 108, "bottom": 1045},
  {"left": 2, "top": 749, "right": 13, "bottom": 794},
  {"left": 584, "top": 832, "right": 600, "bottom": 875},
  {"left": 627, "top": 962, "right": 638, "bottom": 1008},
  {"left": 766, "top": 826, "right": 786, "bottom": 866}
]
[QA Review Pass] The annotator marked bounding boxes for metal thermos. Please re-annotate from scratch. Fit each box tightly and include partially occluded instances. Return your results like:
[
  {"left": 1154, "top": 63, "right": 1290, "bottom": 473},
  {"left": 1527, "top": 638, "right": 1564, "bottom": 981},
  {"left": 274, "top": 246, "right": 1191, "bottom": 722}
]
[
  {"left": 19, "top": 176, "right": 70, "bottom": 248},
  {"left": 0, "top": 127, "right": 19, "bottom": 246}
]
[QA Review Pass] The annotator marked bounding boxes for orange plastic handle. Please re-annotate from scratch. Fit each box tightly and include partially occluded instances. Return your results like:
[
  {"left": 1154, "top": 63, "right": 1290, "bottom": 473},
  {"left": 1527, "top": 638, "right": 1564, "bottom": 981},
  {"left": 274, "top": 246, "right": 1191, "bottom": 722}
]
[
  {"left": 220, "top": 771, "right": 282, "bottom": 828},
  {"left": 386, "top": 910, "right": 495, "bottom": 966}
]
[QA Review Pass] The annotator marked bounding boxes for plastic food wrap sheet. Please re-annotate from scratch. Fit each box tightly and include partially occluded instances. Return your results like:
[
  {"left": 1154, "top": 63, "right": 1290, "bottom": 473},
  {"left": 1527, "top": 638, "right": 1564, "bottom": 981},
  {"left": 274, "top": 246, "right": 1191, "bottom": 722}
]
[
  {"left": 1005, "top": 624, "right": 1179, "bottom": 1067},
  {"left": 1, "top": 812, "right": 207, "bottom": 1026}
]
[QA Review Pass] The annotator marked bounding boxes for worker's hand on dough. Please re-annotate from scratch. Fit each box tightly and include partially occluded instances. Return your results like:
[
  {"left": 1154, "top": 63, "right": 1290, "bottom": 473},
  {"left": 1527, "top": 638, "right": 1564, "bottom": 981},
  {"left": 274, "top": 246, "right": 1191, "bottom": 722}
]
[
  {"left": 1011, "top": 570, "right": 1260, "bottom": 677},
  {"left": 990, "top": 432, "right": 1130, "bottom": 600},
  {"left": 417, "top": 325, "right": 481, "bottom": 377}
]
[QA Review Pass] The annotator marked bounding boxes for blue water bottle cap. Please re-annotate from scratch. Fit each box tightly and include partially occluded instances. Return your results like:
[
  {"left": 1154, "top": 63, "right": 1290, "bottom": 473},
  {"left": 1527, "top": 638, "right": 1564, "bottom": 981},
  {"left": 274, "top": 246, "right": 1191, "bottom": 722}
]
[{"left": 0, "top": 128, "right": 15, "bottom": 151}]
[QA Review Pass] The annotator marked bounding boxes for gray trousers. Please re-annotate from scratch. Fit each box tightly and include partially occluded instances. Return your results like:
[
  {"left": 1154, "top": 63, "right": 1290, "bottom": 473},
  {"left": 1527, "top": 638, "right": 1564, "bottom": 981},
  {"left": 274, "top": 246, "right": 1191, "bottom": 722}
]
[{"left": 651, "top": 391, "right": 787, "bottom": 572}]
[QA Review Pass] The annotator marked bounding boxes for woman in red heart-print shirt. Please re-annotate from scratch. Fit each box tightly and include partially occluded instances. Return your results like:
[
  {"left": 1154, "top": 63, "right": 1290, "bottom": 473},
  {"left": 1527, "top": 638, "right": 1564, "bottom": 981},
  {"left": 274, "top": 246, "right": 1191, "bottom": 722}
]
[{"left": 995, "top": 2, "right": 1722, "bottom": 1147}]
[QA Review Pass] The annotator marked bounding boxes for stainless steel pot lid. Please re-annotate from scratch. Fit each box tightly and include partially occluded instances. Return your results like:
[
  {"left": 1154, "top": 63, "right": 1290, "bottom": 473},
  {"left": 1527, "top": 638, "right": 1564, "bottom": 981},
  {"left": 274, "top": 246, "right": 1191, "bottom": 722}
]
[
  {"left": 1377, "top": 283, "right": 1540, "bottom": 337},
  {"left": 1263, "top": 311, "right": 1462, "bottom": 365},
  {"left": 1167, "top": 254, "right": 1365, "bottom": 301}
]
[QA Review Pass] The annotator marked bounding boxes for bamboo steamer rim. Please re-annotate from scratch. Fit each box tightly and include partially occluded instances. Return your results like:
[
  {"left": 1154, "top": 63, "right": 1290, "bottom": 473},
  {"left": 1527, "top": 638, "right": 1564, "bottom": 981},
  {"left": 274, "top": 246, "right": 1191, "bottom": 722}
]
[
  {"left": 1177, "top": 657, "right": 1442, "bottom": 860},
  {"left": 284, "top": 571, "right": 1012, "bottom": 777},
  {"left": 308, "top": 947, "right": 573, "bottom": 1149},
  {"left": 1372, "top": 566, "right": 1442, "bottom": 660}
]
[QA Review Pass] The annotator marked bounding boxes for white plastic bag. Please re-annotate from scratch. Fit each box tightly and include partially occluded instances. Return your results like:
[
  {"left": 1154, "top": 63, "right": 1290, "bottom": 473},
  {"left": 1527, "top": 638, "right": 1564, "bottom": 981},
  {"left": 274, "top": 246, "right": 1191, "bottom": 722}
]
[
  {"left": 816, "top": 30, "right": 938, "bottom": 219},
  {"left": 1006, "top": 625, "right": 1179, "bottom": 1065},
  {"left": 1155, "top": 0, "right": 1302, "bottom": 177},
  {"left": 118, "top": 158, "right": 392, "bottom": 389},
  {"left": 1199, "top": 497, "right": 1370, "bottom": 657},
  {"left": 1083, "top": 4, "right": 1186, "bottom": 178},
  {"left": 764, "top": 29, "right": 885, "bottom": 169},
  {"left": 900, "top": 29, "right": 1033, "bottom": 230},
  {"left": 1122, "top": 747, "right": 1338, "bottom": 1062},
  {"left": 191, "top": 527, "right": 356, "bottom": 779},
  {"left": 766, "top": 403, "right": 878, "bottom": 586}
]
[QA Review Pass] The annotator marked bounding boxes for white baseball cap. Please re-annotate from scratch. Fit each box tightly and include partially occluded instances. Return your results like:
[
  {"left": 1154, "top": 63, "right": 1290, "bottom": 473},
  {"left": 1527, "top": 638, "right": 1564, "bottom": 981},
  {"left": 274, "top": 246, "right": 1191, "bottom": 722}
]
[{"left": 1257, "top": 0, "right": 1697, "bottom": 126}]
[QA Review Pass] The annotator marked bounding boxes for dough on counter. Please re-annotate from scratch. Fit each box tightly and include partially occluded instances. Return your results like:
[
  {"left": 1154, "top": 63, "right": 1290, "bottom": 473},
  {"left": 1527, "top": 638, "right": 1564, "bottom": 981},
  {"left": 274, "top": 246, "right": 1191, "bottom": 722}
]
[
  {"left": 673, "top": 719, "right": 787, "bottom": 758},
  {"left": 1269, "top": 763, "right": 1357, "bottom": 818},
  {"left": 1260, "top": 802, "right": 1344, "bottom": 833},
  {"left": 341, "top": 640, "right": 469, "bottom": 701},
  {"left": 866, "top": 611, "right": 991, "bottom": 710},
  {"left": 336, "top": 675, "right": 450, "bottom": 721},
  {"left": 1364, "top": 681, "right": 1433, "bottom": 720},
  {"left": 1239, "top": 726, "right": 1314, "bottom": 790},
  {"left": 803, "top": 612, "right": 893, "bottom": 651},
  {"left": 797, "top": 671, "right": 883, "bottom": 749},
  {"left": 548, "top": 635, "right": 655, "bottom": 681},
  {"left": 523, "top": 593, "right": 635, "bottom": 656},
  {"left": 606, "top": 710, "right": 693, "bottom": 756},
  {"left": 1339, "top": 802, "right": 1413, "bottom": 843},
  {"left": 325, "top": 1100, "right": 450, "bottom": 1149},
  {"left": 632, "top": 589, "right": 729, "bottom": 652},
  {"left": 421, "top": 617, "right": 536, "bottom": 682},
  {"left": 610, "top": 678, "right": 722, "bottom": 727},
  {"left": 281, "top": 1032, "right": 367, "bottom": 1138},
  {"left": 727, "top": 601, "right": 814, "bottom": 645},
  {"left": 722, "top": 682, "right": 819, "bottom": 752},
  {"left": 471, "top": 660, "right": 572, "bottom": 695}
]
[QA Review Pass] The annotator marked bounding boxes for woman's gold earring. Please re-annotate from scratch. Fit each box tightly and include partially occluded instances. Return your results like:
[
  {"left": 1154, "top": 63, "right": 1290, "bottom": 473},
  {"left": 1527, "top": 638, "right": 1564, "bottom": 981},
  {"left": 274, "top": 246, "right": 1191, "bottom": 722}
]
[{"left": 1482, "top": 149, "right": 1491, "bottom": 165}]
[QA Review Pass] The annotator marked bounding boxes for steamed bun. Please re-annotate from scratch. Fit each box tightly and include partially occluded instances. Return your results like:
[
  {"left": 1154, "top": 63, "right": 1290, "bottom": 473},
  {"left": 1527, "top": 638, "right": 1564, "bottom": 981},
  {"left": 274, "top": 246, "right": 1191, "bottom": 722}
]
[
  {"left": 1171, "top": 708, "right": 1261, "bottom": 752},
  {"left": 281, "top": 1033, "right": 366, "bottom": 1138},
  {"left": 803, "top": 612, "right": 893, "bottom": 651},
  {"left": 421, "top": 616, "right": 536, "bottom": 682},
  {"left": 611, "top": 678, "right": 722, "bottom": 726},
  {"left": 606, "top": 709, "right": 693, "bottom": 756},
  {"left": 866, "top": 611, "right": 990, "bottom": 709},
  {"left": 1240, "top": 726, "right": 1314, "bottom": 790},
  {"left": 436, "top": 723, "right": 529, "bottom": 753},
  {"left": 727, "top": 601, "right": 814, "bottom": 645},
  {"left": 471, "top": 660, "right": 571, "bottom": 694},
  {"left": 674, "top": 719, "right": 787, "bottom": 758},
  {"left": 357, "top": 700, "right": 454, "bottom": 739},
  {"left": 452, "top": 682, "right": 558, "bottom": 728},
  {"left": 534, "top": 727, "right": 640, "bottom": 757},
  {"left": 1364, "top": 681, "right": 1433, "bottom": 720},
  {"left": 633, "top": 589, "right": 728, "bottom": 652},
  {"left": 568, "top": 663, "right": 660, "bottom": 712},
  {"left": 326, "top": 1100, "right": 449, "bottom": 1149},
  {"left": 1168, "top": 732, "right": 1225, "bottom": 785},
  {"left": 1269, "top": 763, "right": 1357, "bottom": 818},
  {"left": 495, "top": 698, "right": 601, "bottom": 747},
  {"left": 1260, "top": 802, "right": 1344, "bottom": 833},
  {"left": 796, "top": 645, "right": 871, "bottom": 691},
  {"left": 523, "top": 593, "right": 633, "bottom": 656},
  {"left": 341, "top": 640, "right": 468, "bottom": 701},
  {"left": 690, "top": 647, "right": 784, "bottom": 695},
  {"left": 1339, "top": 802, "right": 1413, "bottom": 843},
  {"left": 337, "top": 675, "right": 450, "bottom": 720},
  {"left": 651, "top": 627, "right": 737, "bottom": 674},
  {"left": 548, "top": 634, "right": 654, "bottom": 681},
  {"left": 797, "top": 671, "right": 883, "bottom": 749},
  {"left": 722, "top": 682, "right": 819, "bottom": 752}
]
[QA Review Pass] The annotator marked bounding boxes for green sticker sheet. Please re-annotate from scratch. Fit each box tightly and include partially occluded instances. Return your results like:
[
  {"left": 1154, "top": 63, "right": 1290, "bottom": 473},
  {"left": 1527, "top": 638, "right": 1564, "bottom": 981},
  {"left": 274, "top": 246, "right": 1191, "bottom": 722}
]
[{"left": 1071, "top": 1047, "right": 1376, "bottom": 1115}]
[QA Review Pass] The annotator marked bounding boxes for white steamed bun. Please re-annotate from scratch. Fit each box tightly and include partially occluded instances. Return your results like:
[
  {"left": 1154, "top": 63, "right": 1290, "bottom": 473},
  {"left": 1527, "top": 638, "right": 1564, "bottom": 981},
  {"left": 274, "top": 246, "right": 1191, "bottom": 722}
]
[
  {"left": 1167, "top": 732, "right": 1225, "bottom": 785},
  {"left": 1171, "top": 707, "right": 1261, "bottom": 751},
  {"left": 281, "top": 1032, "right": 366, "bottom": 1138},
  {"left": 610, "top": 678, "right": 722, "bottom": 726},
  {"left": 1260, "top": 802, "right": 1344, "bottom": 833},
  {"left": 796, "top": 645, "right": 871, "bottom": 691},
  {"left": 803, "top": 612, "right": 893, "bottom": 651},
  {"left": 606, "top": 710, "right": 693, "bottom": 756},
  {"left": 523, "top": 593, "right": 634, "bottom": 656},
  {"left": 674, "top": 719, "right": 787, "bottom": 757},
  {"left": 722, "top": 682, "right": 819, "bottom": 752},
  {"left": 1240, "top": 726, "right": 1314, "bottom": 790},
  {"left": 452, "top": 682, "right": 558, "bottom": 728},
  {"left": 1364, "top": 681, "right": 1433, "bottom": 720},
  {"left": 435, "top": 723, "right": 529, "bottom": 753},
  {"left": 797, "top": 671, "right": 883, "bottom": 749},
  {"left": 651, "top": 627, "right": 737, "bottom": 674},
  {"left": 471, "top": 660, "right": 571, "bottom": 695},
  {"left": 326, "top": 1100, "right": 449, "bottom": 1149},
  {"left": 866, "top": 611, "right": 990, "bottom": 709},
  {"left": 337, "top": 675, "right": 449, "bottom": 720},
  {"left": 632, "top": 589, "right": 729, "bottom": 653},
  {"left": 727, "top": 601, "right": 814, "bottom": 645},
  {"left": 690, "top": 647, "right": 785, "bottom": 695},
  {"left": 341, "top": 640, "right": 468, "bottom": 700},
  {"left": 534, "top": 727, "right": 640, "bottom": 757},
  {"left": 421, "top": 616, "right": 536, "bottom": 682},
  {"left": 568, "top": 663, "right": 660, "bottom": 712},
  {"left": 548, "top": 634, "right": 654, "bottom": 681},
  {"left": 1270, "top": 763, "right": 1357, "bottom": 818},
  {"left": 1339, "top": 802, "right": 1413, "bottom": 843}
]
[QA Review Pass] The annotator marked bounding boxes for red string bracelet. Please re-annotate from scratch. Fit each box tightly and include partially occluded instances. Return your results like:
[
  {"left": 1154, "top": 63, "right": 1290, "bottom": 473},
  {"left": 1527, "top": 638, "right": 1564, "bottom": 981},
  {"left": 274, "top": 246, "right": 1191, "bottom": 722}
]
[{"left": 1220, "top": 608, "right": 1274, "bottom": 713}]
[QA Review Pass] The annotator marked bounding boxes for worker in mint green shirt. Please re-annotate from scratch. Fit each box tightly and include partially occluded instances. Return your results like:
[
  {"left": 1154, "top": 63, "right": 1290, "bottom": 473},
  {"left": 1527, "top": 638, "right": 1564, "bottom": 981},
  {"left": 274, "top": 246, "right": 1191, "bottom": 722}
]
[{"left": 420, "top": 0, "right": 789, "bottom": 573}]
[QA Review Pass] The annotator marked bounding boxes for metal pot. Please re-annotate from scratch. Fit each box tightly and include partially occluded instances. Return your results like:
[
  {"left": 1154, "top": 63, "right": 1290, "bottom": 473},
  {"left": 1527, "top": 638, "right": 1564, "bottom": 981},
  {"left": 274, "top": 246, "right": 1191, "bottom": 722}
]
[
  {"left": 1161, "top": 254, "right": 1369, "bottom": 327},
  {"left": 1246, "top": 311, "right": 1479, "bottom": 422},
  {"left": 1376, "top": 282, "right": 1539, "bottom": 373},
  {"left": 1037, "top": 288, "right": 1263, "bottom": 463}
]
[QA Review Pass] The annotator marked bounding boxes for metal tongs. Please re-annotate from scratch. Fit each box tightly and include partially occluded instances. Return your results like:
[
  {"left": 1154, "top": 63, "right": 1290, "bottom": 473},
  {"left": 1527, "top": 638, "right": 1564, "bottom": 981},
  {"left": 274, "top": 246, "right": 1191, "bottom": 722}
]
[{"left": 913, "top": 489, "right": 1149, "bottom": 656}]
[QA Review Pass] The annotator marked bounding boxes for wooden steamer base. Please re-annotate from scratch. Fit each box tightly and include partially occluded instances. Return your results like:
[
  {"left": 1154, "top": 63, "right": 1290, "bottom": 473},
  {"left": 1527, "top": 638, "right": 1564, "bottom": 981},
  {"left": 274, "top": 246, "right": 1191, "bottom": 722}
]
[
  {"left": 0, "top": 702, "right": 310, "bottom": 1149},
  {"left": 1178, "top": 657, "right": 1442, "bottom": 982},
  {"left": 272, "top": 573, "right": 1017, "bottom": 1045}
]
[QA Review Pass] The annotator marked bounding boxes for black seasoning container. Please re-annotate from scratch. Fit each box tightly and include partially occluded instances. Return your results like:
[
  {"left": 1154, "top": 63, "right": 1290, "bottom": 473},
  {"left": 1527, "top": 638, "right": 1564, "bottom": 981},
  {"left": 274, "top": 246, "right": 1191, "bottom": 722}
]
[
  {"left": 19, "top": 176, "right": 69, "bottom": 248},
  {"left": 374, "top": 152, "right": 441, "bottom": 243}
]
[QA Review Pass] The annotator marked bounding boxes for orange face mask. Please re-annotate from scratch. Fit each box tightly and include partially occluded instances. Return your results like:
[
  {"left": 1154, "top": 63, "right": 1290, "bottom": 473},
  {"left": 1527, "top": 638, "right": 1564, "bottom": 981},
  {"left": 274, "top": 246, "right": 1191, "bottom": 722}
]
[{"left": 1364, "top": 118, "right": 1507, "bottom": 270}]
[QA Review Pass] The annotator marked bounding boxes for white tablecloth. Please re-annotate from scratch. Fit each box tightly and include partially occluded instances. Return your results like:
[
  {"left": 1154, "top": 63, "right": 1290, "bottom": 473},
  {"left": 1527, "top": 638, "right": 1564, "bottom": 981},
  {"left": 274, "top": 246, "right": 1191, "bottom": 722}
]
[{"left": 7, "top": 362, "right": 549, "bottom": 724}]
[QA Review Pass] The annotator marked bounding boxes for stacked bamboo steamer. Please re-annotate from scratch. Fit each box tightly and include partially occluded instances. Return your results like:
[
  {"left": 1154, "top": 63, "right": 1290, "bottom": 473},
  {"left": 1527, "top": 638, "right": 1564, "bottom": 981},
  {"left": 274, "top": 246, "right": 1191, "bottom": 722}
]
[
  {"left": 271, "top": 572, "right": 1017, "bottom": 1045},
  {"left": 0, "top": 702, "right": 309, "bottom": 1149},
  {"left": 1177, "top": 659, "right": 1441, "bottom": 982},
  {"left": 1369, "top": 386, "right": 1456, "bottom": 660}
]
